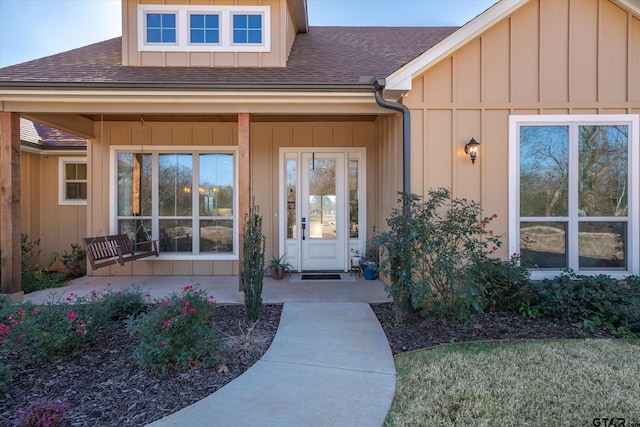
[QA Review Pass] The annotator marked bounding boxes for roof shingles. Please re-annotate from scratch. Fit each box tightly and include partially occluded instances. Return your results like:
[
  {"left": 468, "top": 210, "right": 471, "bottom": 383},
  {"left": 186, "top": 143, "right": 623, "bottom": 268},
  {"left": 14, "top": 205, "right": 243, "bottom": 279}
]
[{"left": 0, "top": 27, "right": 457, "bottom": 86}]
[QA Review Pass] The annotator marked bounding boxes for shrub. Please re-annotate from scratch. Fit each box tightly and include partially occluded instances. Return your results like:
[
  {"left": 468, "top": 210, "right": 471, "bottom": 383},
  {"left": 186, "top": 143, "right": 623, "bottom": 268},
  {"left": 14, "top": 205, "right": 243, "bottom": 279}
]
[
  {"left": 241, "top": 199, "right": 266, "bottom": 322},
  {"left": 0, "top": 363, "right": 12, "bottom": 392},
  {"left": 14, "top": 398, "right": 70, "bottom": 427},
  {"left": 127, "top": 285, "right": 218, "bottom": 374},
  {"left": 61, "top": 243, "right": 86, "bottom": 279},
  {"left": 468, "top": 255, "right": 531, "bottom": 312},
  {"left": 376, "top": 189, "right": 502, "bottom": 322},
  {"left": 527, "top": 272, "right": 640, "bottom": 334},
  {"left": 21, "top": 234, "right": 68, "bottom": 294}
]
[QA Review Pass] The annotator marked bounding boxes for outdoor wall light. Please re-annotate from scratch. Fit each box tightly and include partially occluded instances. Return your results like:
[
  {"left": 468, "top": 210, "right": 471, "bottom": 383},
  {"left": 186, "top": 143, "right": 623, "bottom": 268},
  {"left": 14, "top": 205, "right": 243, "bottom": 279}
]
[{"left": 464, "top": 138, "right": 480, "bottom": 165}]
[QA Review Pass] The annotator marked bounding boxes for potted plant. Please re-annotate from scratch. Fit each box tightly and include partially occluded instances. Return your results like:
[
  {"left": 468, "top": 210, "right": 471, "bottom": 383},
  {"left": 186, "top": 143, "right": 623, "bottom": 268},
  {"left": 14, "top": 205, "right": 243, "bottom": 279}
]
[
  {"left": 363, "top": 239, "right": 379, "bottom": 280},
  {"left": 269, "top": 254, "right": 292, "bottom": 280},
  {"left": 350, "top": 248, "right": 362, "bottom": 267}
]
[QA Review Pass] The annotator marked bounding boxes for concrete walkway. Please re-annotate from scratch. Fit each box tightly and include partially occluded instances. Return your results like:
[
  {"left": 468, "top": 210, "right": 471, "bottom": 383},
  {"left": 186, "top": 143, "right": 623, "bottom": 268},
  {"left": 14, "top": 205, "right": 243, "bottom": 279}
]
[{"left": 149, "top": 302, "right": 396, "bottom": 427}]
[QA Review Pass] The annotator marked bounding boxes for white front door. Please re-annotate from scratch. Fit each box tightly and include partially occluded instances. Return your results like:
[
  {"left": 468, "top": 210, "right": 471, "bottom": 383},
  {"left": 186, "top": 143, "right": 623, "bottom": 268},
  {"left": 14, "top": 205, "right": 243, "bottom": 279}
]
[{"left": 300, "top": 152, "right": 346, "bottom": 270}]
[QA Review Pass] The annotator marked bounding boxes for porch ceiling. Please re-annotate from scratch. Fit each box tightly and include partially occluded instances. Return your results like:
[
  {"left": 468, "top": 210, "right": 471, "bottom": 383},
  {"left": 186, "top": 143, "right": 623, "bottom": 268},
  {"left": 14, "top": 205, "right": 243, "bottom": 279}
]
[{"left": 80, "top": 114, "right": 378, "bottom": 123}]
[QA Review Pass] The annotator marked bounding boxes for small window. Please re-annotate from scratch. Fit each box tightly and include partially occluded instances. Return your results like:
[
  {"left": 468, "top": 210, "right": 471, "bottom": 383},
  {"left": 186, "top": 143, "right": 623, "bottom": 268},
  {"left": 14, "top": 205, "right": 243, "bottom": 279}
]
[
  {"left": 146, "top": 13, "right": 177, "bottom": 43},
  {"left": 232, "top": 14, "right": 262, "bottom": 44},
  {"left": 190, "top": 14, "right": 219, "bottom": 44},
  {"left": 59, "top": 158, "right": 87, "bottom": 205}
]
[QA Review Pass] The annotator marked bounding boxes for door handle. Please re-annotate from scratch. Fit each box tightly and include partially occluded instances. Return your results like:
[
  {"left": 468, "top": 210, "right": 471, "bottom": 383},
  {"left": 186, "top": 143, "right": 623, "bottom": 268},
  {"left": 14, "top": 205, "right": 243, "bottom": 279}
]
[{"left": 301, "top": 217, "right": 306, "bottom": 241}]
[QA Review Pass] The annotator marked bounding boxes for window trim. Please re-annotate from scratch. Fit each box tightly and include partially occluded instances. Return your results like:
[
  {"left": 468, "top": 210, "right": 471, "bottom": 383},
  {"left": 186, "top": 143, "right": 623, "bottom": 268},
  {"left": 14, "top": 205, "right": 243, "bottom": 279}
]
[
  {"left": 110, "top": 146, "right": 239, "bottom": 261},
  {"left": 137, "top": 5, "right": 270, "bottom": 53},
  {"left": 58, "top": 157, "right": 87, "bottom": 206},
  {"left": 509, "top": 114, "right": 640, "bottom": 279}
]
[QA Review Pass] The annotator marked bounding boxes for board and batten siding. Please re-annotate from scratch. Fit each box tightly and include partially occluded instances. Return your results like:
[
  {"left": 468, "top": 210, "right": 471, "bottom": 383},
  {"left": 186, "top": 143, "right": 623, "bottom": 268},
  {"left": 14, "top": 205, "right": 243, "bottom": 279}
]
[
  {"left": 395, "top": 0, "right": 640, "bottom": 259},
  {"left": 121, "top": 0, "right": 292, "bottom": 67}
]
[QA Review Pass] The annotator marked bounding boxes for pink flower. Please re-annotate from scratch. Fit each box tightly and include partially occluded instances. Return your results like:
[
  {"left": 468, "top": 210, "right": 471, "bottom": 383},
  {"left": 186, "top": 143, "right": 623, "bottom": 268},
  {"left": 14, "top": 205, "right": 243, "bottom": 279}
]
[
  {"left": 492, "top": 213, "right": 498, "bottom": 218},
  {"left": 160, "top": 341, "right": 165, "bottom": 346},
  {"left": 165, "top": 300, "right": 170, "bottom": 305},
  {"left": 489, "top": 230, "right": 494, "bottom": 236},
  {"left": 163, "top": 320, "right": 170, "bottom": 327},
  {"left": 69, "top": 311, "right": 76, "bottom": 320},
  {"left": 492, "top": 246, "right": 498, "bottom": 251},
  {"left": 482, "top": 222, "right": 487, "bottom": 229}
]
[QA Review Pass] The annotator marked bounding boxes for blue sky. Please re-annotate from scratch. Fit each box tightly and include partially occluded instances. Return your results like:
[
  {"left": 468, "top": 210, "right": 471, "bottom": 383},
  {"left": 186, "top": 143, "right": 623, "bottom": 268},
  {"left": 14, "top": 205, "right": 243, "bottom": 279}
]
[{"left": 0, "top": 0, "right": 496, "bottom": 68}]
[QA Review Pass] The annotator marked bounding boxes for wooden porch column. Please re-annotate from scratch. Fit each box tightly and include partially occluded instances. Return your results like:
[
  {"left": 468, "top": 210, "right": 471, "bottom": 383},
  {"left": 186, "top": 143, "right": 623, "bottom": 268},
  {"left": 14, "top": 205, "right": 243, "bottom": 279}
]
[
  {"left": 0, "top": 112, "right": 22, "bottom": 297},
  {"left": 238, "top": 113, "right": 251, "bottom": 293}
]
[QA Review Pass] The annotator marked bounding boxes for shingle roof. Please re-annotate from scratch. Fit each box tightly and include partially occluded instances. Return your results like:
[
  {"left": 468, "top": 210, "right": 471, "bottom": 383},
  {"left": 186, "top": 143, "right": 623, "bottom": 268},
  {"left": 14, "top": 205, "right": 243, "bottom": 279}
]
[
  {"left": 20, "top": 118, "right": 86, "bottom": 148},
  {"left": 0, "top": 27, "right": 457, "bottom": 87}
]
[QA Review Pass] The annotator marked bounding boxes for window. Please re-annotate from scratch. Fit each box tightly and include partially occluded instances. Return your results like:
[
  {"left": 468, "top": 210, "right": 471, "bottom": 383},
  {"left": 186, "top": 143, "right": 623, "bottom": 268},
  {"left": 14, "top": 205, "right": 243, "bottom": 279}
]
[
  {"left": 113, "top": 148, "right": 237, "bottom": 259},
  {"left": 59, "top": 158, "right": 87, "bottom": 205},
  {"left": 509, "top": 115, "right": 639, "bottom": 278},
  {"left": 232, "top": 14, "right": 262, "bottom": 44},
  {"left": 138, "top": 5, "right": 270, "bottom": 53},
  {"left": 146, "top": 13, "right": 177, "bottom": 43},
  {"left": 190, "top": 14, "right": 219, "bottom": 44}
]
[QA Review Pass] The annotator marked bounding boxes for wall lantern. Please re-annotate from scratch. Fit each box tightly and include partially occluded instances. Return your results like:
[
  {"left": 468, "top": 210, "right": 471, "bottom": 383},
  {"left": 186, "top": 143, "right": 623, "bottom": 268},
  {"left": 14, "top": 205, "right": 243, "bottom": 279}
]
[{"left": 464, "top": 138, "right": 480, "bottom": 165}]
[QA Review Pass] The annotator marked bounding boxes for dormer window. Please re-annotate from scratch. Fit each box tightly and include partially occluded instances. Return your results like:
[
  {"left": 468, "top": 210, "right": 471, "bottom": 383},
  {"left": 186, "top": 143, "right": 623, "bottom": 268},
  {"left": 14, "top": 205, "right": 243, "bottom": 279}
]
[
  {"left": 190, "top": 14, "right": 220, "bottom": 44},
  {"left": 146, "top": 13, "right": 177, "bottom": 44},
  {"left": 232, "top": 14, "right": 262, "bottom": 44},
  {"left": 138, "top": 5, "right": 270, "bottom": 53}
]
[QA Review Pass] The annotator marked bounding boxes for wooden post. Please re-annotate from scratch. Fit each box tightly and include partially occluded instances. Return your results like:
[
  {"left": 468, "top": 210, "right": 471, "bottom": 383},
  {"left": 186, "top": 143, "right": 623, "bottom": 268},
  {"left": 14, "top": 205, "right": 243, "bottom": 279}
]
[
  {"left": 0, "top": 112, "right": 22, "bottom": 297},
  {"left": 238, "top": 113, "right": 251, "bottom": 293}
]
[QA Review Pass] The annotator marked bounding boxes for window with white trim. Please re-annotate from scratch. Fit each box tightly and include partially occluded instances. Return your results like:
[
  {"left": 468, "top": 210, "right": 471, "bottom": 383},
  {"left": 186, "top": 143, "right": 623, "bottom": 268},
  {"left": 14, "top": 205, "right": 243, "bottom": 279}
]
[
  {"left": 232, "top": 14, "right": 262, "bottom": 44},
  {"left": 509, "top": 115, "right": 639, "bottom": 277},
  {"left": 59, "top": 158, "right": 87, "bottom": 205},
  {"left": 113, "top": 148, "right": 237, "bottom": 258},
  {"left": 137, "top": 5, "right": 270, "bottom": 53},
  {"left": 145, "top": 12, "right": 177, "bottom": 44}
]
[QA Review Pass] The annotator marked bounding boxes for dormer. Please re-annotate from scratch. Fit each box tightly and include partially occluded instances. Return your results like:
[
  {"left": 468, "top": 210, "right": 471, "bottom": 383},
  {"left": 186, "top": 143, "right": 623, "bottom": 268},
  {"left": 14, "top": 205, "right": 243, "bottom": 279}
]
[{"left": 121, "top": 0, "right": 308, "bottom": 67}]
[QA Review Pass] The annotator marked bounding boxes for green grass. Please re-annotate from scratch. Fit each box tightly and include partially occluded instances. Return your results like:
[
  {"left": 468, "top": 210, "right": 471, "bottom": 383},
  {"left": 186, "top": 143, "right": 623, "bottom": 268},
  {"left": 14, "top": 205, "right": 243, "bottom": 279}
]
[{"left": 386, "top": 340, "right": 640, "bottom": 426}]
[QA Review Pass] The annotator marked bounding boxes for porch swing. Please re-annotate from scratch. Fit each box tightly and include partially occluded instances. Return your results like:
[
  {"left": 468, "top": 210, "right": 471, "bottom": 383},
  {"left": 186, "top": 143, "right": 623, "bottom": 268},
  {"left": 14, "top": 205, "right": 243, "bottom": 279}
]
[{"left": 83, "top": 116, "right": 159, "bottom": 271}]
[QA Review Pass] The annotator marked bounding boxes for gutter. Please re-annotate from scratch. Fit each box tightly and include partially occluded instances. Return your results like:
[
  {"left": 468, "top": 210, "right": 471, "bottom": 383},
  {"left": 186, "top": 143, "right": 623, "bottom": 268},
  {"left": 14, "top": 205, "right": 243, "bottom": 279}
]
[{"left": 373, "top": 78, "right": 410, "bottom": 195}]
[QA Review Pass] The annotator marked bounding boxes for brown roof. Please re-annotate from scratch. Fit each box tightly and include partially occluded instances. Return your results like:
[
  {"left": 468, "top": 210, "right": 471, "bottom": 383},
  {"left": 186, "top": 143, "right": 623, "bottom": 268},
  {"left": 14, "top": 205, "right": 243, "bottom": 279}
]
[
  {"left": 0, "top": 27, "right": 457, "bottom": 88},
  {"left": 20, "top": 119, "right": 86, "bottom": 148}
]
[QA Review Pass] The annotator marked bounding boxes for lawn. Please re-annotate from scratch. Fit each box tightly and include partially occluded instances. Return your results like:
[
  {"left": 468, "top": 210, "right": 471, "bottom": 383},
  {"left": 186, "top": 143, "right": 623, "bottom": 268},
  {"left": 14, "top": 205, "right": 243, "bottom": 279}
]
[{"left": 386, "top": 339, "right": 640, "bottom": 426}]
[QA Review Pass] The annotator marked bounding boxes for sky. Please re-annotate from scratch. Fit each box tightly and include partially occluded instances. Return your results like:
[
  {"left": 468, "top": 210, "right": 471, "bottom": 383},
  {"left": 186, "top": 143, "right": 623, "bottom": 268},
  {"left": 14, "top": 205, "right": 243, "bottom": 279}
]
[{"left": 0, "top": 0, "right": 497, "bottom": 68}]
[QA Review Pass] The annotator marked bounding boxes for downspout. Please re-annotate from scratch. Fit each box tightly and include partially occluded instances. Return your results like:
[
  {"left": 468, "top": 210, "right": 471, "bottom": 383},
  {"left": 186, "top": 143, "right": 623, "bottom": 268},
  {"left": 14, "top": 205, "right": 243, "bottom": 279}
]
[{"left": 373, "top": 78, "right": 410, "bottom": 195}]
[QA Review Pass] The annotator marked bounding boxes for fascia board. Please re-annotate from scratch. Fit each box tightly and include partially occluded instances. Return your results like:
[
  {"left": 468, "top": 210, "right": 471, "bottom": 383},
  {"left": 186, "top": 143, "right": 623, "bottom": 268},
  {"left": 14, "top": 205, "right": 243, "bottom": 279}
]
[
  {"left": 610, "top": 0, "right": 640, "bottom": 16},
  {"left": 386, "top": 0, "right": 530, "bottom": 91}
]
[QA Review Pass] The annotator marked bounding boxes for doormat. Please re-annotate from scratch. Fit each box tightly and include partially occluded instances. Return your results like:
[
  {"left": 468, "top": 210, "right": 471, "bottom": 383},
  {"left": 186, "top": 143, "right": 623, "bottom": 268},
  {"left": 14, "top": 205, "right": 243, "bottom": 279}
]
[
  {"left": 288, "top": 273, "right": 357, "bottom": 282},
  {"left": 301, "top": 274, "right": 341, "bottom": 280}
]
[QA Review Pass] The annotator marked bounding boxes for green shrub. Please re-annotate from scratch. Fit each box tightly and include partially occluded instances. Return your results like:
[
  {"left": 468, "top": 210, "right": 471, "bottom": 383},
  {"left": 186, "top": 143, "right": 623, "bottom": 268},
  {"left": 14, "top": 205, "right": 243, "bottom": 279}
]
[
  {"left": 72, "top": 286, "right": 149, "bottom": 321},
  {"left": 61, "top": 243, "right": 86, "bottom": 279},
  {"left": 14, "top": 398, "right": 70, "bottom": 427},
  {"left": 376, "top": 189, "right": 502, "bottom": 323},
  {"left": 127, "top": 285, "right": 218, "bottom": 374},
  {"left": 21, "top": 234, "right": 68, "bottom": 294},
  {"left": 468, "top": 255, "right": 531, "bottom": 312},
  {"left": 0, "top": 294, "right": 11, "bottom": 311},
  {"left": 241, "top": 199, "right": 266, "bottom": 322},
  {"left": 527, "top": 272, "right": 640, "bottom": 335},
  {"left": 0, "top": 363, "right": 12, "bottom": 392}
]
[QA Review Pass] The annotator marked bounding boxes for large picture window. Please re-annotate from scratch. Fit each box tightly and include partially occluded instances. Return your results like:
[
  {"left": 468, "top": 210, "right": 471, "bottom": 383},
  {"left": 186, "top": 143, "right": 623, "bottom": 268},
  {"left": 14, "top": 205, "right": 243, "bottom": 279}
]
[
  {"left": 509, "top": 115, "right": 639, "bottom": 278},
  {"left": 113, "top": 148, "right": 236, "bottom": 259}
]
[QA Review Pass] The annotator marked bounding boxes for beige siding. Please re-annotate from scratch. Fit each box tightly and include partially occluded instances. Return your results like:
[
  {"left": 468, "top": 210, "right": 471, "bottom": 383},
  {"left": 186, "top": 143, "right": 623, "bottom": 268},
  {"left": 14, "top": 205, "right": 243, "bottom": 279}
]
[
  {"left": 375, "top": 114, "right": 403, "bottom": 230},
  {"left": 122, "top": 0, "right": 290, "bottom": 67},
  {"left": 401, "top": 0, "right": 640, "bottom": 259},
  {"left": 15, "top": 152, "right": 87, "bottom": 271}
]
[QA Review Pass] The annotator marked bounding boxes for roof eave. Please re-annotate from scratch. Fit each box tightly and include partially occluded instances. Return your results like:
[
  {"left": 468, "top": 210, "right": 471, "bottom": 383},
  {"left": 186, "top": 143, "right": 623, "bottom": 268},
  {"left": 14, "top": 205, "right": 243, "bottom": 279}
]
[
  {"left": 385, "top": 0, "right": 531, "bottom": 92},
  {"left": 287, "top": 0, "right": 309, "bottom": 33}
]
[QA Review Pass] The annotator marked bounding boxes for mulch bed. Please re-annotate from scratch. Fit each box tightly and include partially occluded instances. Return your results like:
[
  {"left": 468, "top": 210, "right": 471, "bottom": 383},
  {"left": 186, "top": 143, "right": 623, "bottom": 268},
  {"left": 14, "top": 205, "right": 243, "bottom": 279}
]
[{"left": 0, "top": 301, "right": 621, "bottom": 426}]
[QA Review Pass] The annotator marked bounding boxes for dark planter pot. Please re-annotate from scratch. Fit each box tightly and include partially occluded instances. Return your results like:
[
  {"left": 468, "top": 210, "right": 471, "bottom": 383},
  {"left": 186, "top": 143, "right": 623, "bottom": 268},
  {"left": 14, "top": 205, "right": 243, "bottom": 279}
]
[
  {"left": 272, "top": 266, "right": 286, "bottom": 280},
  {"left": 363, "top": 263, "right": 377, "bottom": 280}
]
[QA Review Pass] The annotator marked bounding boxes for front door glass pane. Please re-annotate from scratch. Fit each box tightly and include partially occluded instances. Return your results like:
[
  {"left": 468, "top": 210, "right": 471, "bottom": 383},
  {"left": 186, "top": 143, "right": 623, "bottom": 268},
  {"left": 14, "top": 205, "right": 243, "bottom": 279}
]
[
  {"left": 308, "top": 159, "right": 336, "bottom": 239},
  {"left": 349, "top": 159, "right": 359, "bottom": 238},
  {"left": 286, "top": 159, "right": 296, "bottom": 239}
]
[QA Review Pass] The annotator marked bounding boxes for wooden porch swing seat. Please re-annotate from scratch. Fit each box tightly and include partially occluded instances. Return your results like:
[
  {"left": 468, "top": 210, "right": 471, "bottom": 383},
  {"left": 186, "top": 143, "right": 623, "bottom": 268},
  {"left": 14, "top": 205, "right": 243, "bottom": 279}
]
[{"left": 83, "top": 234, "right": 159, "bottom": 271}]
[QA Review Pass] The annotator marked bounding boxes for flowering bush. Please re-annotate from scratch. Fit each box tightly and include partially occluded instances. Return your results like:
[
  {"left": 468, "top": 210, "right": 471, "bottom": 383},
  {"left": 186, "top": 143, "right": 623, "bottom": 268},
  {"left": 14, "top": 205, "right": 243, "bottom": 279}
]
[
  {"left": 14, "top": 398, "right": 70, "bottom": 427},
  {"left": 376, "top": 189, "right": 502, "bottom": 322},
  {"left": 0, "top": 287, "right": 149, "bottom": 363},
  {"left": 127, "top": 285, "right": 219, "bottom": 374}
]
